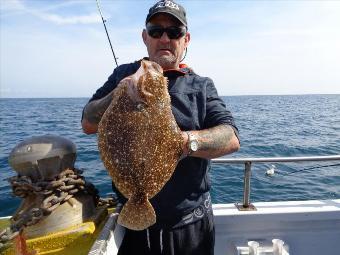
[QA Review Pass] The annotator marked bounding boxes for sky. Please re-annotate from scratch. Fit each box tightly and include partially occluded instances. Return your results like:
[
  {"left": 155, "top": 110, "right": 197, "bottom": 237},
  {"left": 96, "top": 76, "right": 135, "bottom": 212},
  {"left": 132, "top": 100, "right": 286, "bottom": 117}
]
[{"left": 1, "top": 0, "right": 340, "bottom": 98}]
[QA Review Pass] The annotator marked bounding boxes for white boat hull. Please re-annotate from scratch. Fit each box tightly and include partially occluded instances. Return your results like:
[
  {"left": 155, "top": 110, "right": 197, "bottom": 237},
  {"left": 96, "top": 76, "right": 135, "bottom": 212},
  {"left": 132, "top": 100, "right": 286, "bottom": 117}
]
[
  {"left": 214, "top": 199, "right": 340, "bottom": 255},
  {"left": 88, "top": 199, "right": 340, "bottom": 255}
]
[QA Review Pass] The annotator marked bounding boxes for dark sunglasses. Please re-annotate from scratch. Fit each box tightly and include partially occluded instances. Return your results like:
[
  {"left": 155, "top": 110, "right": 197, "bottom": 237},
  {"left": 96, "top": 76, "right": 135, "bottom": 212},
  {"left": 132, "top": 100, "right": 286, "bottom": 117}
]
[{"left": 146, "top": 25, "right": 186, "bottom": 39}]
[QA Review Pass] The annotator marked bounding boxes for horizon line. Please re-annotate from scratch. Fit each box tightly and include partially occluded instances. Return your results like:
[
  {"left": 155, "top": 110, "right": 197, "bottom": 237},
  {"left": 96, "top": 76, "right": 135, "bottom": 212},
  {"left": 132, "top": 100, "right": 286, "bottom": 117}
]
[{"left": 1, "top": 93, "right": 340, "bottom": 100}]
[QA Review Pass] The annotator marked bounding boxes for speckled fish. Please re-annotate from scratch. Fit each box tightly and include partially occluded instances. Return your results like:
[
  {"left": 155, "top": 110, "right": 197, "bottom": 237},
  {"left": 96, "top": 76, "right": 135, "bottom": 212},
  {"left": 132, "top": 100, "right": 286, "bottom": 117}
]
[{"left": 98, "top": 60, "right": 183, "bottom": 230}]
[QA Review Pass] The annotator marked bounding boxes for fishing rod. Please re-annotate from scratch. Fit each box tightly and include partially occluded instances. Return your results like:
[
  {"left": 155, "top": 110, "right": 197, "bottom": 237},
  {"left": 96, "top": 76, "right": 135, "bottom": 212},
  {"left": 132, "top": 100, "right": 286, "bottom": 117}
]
[
  {"left": 95, "top": 0, "right": 119, "bottom": 67},
  {"left": 278, "top": 162, "right": 340, "bottom": 176}
]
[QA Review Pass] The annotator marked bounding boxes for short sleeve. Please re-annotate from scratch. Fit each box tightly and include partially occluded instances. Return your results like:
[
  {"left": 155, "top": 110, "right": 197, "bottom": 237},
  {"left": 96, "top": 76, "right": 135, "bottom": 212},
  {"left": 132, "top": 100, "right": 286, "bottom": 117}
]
[
  {"left": 204, "top": 79, "right": 239, "bottom": 138},
  {"left": 89, "top": 62, "right": 140, "bottom": 102},
  {"left": 81, "top": 61, "right": 140, "bottom": 121}
]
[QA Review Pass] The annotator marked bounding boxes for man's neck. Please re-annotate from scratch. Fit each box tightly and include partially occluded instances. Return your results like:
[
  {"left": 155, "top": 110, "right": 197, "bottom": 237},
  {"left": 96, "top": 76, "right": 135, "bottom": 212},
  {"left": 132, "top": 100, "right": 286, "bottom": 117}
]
[{"left": 162, "top": 64, "right": 180, "bottom": 71}]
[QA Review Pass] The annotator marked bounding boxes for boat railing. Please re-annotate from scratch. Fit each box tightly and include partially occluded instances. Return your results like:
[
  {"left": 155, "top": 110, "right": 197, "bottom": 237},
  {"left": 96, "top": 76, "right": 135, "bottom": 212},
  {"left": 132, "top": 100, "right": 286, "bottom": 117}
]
[{"left": 211, "top": 155, "right": 340, "bottom": 211}]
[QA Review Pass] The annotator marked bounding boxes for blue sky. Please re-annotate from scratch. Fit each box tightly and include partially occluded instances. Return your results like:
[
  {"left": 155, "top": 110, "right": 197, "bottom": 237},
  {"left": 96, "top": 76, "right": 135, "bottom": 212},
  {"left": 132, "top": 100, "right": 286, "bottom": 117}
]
[{"left": 1, "top": 0, "right": 340, "bottom": 98}]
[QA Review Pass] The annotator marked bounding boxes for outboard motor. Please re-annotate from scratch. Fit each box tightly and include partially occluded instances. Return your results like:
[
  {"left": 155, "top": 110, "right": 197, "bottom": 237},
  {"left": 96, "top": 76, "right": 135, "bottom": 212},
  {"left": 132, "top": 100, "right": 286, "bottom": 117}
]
[
  {"left": 7, "top": 135, "right": 96, "bottom": 238},
  {"left": 9, "top": 135, "right": 77, "bottom": 181}
]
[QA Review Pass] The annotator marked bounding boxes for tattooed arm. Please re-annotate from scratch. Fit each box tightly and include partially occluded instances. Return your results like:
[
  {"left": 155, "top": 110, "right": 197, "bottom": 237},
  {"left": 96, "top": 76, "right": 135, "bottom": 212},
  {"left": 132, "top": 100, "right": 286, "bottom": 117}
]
[
  {"left": 181, "top": 125, "right": 240, "bottom": 159},
  {"left": 81, "top": 90, "right": 114, "bottom": 134}
]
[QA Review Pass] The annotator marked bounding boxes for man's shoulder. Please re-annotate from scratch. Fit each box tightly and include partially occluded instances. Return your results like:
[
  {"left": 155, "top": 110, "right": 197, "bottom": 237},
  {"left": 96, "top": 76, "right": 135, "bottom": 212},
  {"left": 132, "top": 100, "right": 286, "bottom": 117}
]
[
  {"left": 169, "top": 71, "right": 213, "bottom": 94},
  {"left": 185, "top": 70, "right": 214, "bottom": 89},
  {"left": 183, "top": 67, "right": 213, "bottom": 83},
  {"left": 113, "top": 60, "right": 141, "bottom": 77}
]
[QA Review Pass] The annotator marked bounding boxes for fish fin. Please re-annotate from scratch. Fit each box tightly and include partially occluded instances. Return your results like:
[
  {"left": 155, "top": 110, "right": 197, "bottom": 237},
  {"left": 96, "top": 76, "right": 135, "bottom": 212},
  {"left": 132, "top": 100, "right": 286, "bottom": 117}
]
[{"left": 118, "top": 193, "right": 156, "bottom": 231}]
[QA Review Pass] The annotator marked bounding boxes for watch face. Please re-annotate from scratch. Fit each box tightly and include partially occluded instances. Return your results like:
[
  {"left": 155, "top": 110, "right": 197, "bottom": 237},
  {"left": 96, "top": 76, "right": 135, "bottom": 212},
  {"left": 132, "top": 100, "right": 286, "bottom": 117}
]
[{"left": 190, "top": 140, "right": 199, "bottom": 152}]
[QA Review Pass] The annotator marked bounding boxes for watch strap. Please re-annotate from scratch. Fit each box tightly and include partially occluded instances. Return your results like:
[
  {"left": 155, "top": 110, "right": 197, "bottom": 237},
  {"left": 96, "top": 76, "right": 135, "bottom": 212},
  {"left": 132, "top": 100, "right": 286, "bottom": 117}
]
[{"left": 186, "top": 131, "right": 197, "bottom": 155}]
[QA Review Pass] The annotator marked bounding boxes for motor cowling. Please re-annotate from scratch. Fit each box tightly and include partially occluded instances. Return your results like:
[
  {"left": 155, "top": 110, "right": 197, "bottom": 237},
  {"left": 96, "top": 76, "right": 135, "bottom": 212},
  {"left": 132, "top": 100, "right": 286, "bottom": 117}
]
[{"left": 8, "top": 135, "right": 76, "bottom": 181}]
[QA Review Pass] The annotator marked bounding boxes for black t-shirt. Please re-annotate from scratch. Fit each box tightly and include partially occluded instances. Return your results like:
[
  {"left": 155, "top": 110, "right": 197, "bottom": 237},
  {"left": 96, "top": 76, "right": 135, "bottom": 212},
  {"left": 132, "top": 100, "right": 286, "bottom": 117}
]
[{"left": 85, "top": 59, "right": 239, "bottom": 227}]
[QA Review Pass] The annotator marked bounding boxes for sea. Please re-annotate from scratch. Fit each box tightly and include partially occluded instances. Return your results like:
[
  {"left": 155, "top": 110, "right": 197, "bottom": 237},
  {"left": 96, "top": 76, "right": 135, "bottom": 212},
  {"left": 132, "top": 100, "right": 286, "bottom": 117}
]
[{"left": 0, "top": 95, "right": 339, "bottom": 217}]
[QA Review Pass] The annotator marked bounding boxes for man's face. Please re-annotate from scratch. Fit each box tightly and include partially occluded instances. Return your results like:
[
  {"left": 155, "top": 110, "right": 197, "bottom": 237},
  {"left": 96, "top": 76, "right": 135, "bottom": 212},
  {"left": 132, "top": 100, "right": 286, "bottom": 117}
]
[{"left": 142, "top": 13, "right": 190, "bottom": 70}]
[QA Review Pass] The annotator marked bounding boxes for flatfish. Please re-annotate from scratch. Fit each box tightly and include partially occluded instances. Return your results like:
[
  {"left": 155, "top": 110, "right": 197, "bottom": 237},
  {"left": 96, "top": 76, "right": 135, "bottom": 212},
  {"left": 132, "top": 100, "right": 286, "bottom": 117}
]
[{"left": 98, "top": 60, "right": 183, "bottom": 230}]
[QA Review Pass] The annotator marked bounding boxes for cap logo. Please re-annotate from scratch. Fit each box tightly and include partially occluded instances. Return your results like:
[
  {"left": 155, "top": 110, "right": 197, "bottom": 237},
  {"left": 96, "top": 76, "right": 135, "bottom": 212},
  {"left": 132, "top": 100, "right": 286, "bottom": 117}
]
[{"left": 155, "top": 1, "right": 180, "bottom": 11}]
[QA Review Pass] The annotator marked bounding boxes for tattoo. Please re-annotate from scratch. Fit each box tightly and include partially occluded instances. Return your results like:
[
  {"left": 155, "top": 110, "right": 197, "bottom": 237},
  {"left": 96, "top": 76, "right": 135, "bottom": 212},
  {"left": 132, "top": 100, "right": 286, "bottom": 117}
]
[
  {"left": 195, "top": 125, "right": 237, "bottom": 157},
  {"left": 83, "top": 91, "right": 113, "bottom": 124}
]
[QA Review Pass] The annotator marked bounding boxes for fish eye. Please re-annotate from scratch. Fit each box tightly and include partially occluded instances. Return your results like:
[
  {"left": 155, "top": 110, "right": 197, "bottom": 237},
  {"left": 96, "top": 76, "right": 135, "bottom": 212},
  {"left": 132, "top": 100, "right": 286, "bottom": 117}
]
[{"left": 136, "top": 103, "right": 145, "bottom": 111}]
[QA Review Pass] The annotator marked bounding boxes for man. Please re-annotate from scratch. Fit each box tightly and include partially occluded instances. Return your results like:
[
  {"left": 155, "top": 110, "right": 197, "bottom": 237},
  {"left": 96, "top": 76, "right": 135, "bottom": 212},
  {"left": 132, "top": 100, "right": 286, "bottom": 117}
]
[{"left": 82, "top": 1, "right": 240, "bottom": 254}]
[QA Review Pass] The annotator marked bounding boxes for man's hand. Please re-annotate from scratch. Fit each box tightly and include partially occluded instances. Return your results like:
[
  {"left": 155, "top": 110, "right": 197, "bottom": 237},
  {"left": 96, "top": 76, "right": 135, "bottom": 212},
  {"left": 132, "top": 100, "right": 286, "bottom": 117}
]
[
  {"left": 82, "top": 90, "right": 114, "bottom": 134},
  {"left": 181, "top": 125, "right": 239, "bottom": 159}
]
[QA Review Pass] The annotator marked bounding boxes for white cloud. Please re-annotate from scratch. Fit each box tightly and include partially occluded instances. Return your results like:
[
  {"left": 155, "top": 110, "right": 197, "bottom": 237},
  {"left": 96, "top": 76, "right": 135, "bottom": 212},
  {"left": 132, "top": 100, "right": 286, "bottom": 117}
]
[
  {"left": 36, "top": 12, "right": 101, "bottom": 25},
  {"left": 1, "top": 0, "right": 102, "bottom": 25},
  {"left": 0, "top": 0, "right": 25, "bottom": 11}
]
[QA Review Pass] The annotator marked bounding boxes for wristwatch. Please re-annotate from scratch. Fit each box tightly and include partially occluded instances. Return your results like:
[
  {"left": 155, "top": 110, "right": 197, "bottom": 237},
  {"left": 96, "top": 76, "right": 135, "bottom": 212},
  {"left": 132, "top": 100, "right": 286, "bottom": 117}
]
[{"left": 186, "top": 131, "right": 199, "bottom": 155}]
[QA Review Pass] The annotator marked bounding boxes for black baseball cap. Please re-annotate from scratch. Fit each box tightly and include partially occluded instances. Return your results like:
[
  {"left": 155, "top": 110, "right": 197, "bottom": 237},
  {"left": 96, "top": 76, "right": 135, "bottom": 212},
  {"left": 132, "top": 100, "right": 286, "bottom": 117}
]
[{"left": 146, "top": 0, "right": 187, "bottom": 27}]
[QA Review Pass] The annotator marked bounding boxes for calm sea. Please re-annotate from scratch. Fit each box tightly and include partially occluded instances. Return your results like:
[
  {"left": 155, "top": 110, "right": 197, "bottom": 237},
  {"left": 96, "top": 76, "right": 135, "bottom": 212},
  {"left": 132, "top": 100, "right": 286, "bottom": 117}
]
[{"left": 0, "top": 95, "right": 339, "bottom": 216}]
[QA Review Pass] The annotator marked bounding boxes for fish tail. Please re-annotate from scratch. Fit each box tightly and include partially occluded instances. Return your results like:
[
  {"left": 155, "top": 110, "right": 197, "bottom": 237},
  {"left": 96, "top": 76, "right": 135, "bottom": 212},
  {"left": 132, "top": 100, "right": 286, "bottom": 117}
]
[{"left": 118, "top": 193, "right": 156, "bottom": 230}]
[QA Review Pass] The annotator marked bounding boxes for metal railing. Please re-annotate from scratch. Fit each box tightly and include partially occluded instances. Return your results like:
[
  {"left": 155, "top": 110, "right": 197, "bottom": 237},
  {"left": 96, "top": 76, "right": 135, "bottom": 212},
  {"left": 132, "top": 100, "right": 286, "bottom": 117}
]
[{"left": 211, "top": 155, "right": 340, "bottom": 211}]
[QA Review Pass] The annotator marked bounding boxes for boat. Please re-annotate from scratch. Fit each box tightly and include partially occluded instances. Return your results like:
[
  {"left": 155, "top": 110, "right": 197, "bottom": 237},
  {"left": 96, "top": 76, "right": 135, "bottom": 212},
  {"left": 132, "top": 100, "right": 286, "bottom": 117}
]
[
  {"left": 87, "top": 156, "right": 340, "bottom": 255},
  {"left": 1, "top": 135, "right": 339, "bottom": 255}
]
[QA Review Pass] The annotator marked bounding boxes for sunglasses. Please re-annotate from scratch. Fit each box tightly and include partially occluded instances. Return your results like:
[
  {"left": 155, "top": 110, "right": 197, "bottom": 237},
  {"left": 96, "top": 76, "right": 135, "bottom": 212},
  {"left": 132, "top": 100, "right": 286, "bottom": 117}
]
[{"left": 146, "top": 25, "right": 186, "bottom": 39}]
